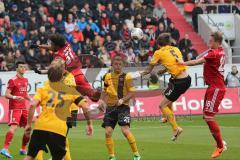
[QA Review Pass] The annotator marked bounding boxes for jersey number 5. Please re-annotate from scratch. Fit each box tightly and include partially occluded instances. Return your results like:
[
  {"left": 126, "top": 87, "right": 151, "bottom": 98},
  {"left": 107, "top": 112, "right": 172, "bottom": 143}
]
[{"left": 46, "top": 91, "right": 65, "bottom": 108}]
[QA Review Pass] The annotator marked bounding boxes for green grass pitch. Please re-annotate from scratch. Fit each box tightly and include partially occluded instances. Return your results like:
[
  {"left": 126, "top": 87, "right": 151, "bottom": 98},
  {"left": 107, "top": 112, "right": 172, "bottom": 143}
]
[{"left": 0, "top": 114, "right": 239, "bottom": 160}]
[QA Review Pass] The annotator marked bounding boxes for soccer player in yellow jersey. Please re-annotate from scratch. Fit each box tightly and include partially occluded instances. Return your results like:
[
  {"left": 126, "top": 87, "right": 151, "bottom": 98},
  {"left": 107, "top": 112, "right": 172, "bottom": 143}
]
[
  {"left": 140, "top": 33, "right": 191, "bottom": 141},
  {"left": 24, "top": 60, "right": 93, "bottom": 160},
  {"left": 98, "top": 55, "right": 141, "bottom": 160}
]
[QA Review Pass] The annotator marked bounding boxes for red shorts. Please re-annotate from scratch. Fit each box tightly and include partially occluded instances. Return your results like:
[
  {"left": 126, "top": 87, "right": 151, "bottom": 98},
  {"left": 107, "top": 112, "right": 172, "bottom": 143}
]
[
  {"left": 203, "top": 87, "right": 226, "bottom": 117},
  {"left": 8, "top": 109, "right": 28, "bottom": 127}
]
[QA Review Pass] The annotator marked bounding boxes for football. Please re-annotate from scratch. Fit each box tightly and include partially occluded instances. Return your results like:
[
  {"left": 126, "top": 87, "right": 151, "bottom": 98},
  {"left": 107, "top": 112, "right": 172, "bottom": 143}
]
[{"left": 131, "top": 27, "right": 144, "bottom": 40}]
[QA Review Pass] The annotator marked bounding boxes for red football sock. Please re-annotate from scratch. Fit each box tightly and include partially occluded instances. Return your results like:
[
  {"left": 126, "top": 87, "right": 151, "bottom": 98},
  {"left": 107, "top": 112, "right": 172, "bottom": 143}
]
[
  {"left": 206, "top": 120, "right": 223, "bottom": 148},
  {"left": 21, "top": 134, "right": 30, "bottom": 150},
  {"left": 3, "top": 131, "right": 14, "bottom": 149}
]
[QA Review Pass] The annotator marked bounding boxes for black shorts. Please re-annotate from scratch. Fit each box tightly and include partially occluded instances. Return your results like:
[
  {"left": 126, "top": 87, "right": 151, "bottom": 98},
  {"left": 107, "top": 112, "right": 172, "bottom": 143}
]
[
  {"left": 27, "top": 130, "right": 66, "bottom": 160},
  {"left": 164, "top": 75, "right": 191, "bottom": 102},
  {"left": 102, "top": 105, "right": 131, "bottom": 129}
]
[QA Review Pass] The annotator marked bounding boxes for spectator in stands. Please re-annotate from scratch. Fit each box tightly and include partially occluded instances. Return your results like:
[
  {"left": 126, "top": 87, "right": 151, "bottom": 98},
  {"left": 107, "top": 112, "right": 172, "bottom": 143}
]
[
  {"left": 179, "top": 34, "right": 192, "bottom": 60},
  {"left": 38, "top": 26, "right": 48, "bottom": 44},
  {"left": 12, "top": 28, "right": 25, "bottom": 47},
  {"left": 14, "top": 49, "right": 26, "bottom": 64},
  {"left": 192, "top": 2, "right": 203, "bottom": 32},
  {"left": 38, "top": 48, "right": 51, "bottom": 69},
  {"left": 82, "top": 38, "right": 93, "bottom": 55},
  {"left": 83, "top": 24, "right": 95, "bottom": 41},
  {"left": 153, "top": 2, "right": 166, "bottom": 20},
  {"left": 100, "top": 12, "right": 110, "bottom": 35},
  {"left": 159, "top": 13, "right": 172, "bottom": 31},
  {"left": 81, "top": 3, "right": 93, "bottom": 20},
  {"left": 72, "top": 25, "right": 84, "bottom": 43},
  {"left": 9, "top": 4, "right": 23, "bottom": 28},
  {"left": 206, "top": 0, "right": 217, "bottom": 13},
  {"left": 98, "top": 47, "right": 111, "bottom": 66},
  {"left": 126, "top": 47, "right": 136, "bottom": 64},
  {"left": 140, "top": 2, "right": 153, "bottom": 18},
  {"left": 5, "top": 51, "right": 15, "bottom": 70},
  {"left": 104, "top": 35, "right": 116, "bottom": 52},
  {"left": 232, "top": 1, "right": 240, "bottom": 14},
  {"left": 111, "top": 12, "right": 123, "bottom": 30},
  {"left": 88, "top": 18, "right": 100, "bottom": 34},
  {"left": 186, "top": 45, "right": 198, "bottom": 61},
  {"left": 64, "top": 13, "right": 76, "bottom": 33},
  {"left": 72, "top": 38, "right": 82, "bottom": 55},
  {"left": 77, "top": 16, "right": 87, "bottom": 31},
  {"left": 138, "top": 48, "right": 149, "bottom": 65},
  {"left": 109, "top": 24, "right": 121, "bottom": 41},
  {"left": 25, "top": 49, "right": 39, "bottom": 68},
  {"left": 64, "top": 28, "right": 73, "bottom": 43},
  {"left": 140, "top": 34, "right": 150, "bottom": 49},
  {"left": 155, "top": 23, "right": 165, "bottom": 39},
  {"left": 40, "top": 14, "right": 52, "bottom": 31},
  {"left": 54, "top": 13, "right": 65, "bottom": 34},
  {"left": 225, "top": 65, "right": 240, "bottom": 87},
  {"left": 106, "top": 3, "right": 115, "bottom": 19},
  {"left": 27, "top": 14, "right": 39, "bottom": 32},
  {"left": 168, "top": 23, "right": 180, "bottom": 44},
  {"left": 218, "top": 0, "right": 230, "bottom": 13}
]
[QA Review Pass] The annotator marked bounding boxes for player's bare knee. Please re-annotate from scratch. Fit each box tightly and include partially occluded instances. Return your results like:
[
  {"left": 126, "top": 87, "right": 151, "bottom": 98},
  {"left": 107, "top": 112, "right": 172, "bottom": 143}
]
[
  {"left": 121, "top": 126, "right": 130, "bottom": 137},
  {"left": 9, "top": 125, "right": 18, "bottom": 133},
  {"left": 105, "top": 128, "right": 113, "bottom": 137}
]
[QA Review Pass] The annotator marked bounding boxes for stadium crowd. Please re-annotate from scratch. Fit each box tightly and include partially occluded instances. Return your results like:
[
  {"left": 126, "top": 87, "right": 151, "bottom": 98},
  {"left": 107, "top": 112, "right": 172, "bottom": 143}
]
[{"left": 0, "top": 0, "right": 199, "bottom": 71}]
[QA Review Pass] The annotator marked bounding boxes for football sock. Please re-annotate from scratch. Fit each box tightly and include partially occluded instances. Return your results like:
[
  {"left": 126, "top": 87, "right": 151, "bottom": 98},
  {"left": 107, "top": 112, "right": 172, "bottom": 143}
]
[
  {"left": 126, "top": 133, "right": 139, "bottom": 156},
  {"left": 106, "top": 137, "right": 115, "bottom": 157},
  {"left": 161, "top": 106, "right": 178, "bottom": 131},
  {"left": 206, "top": 119, "right": 223, "bottom": 148},
  {"left": 21, "top": 134, "right": 30, "bottom": 150},
  {"left": 64, "top": 138, "right": 71, "bottom": 160},
  {"left": 3, "top": 131, "right": 14, "bottom": 149}
]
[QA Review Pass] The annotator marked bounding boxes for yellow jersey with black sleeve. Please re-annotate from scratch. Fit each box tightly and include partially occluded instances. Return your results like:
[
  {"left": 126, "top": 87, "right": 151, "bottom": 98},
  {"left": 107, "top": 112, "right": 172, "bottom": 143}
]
[
  {"left": 150, "top": 45, "right": 187, "bottom": 78},
  {"left": 103, "top": 72, "right": 135, "bottom": 106},
  {"left": 33, "top": 78, "right": 86, "bottom": 137}
]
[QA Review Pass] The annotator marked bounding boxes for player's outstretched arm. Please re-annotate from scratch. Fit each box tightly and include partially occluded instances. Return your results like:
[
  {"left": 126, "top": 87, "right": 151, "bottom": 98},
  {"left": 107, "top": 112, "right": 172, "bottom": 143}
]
[
  {"left": 81, "top": 103, "right": 94, "bottom": 136},
  {"left": 178, "top": 57, "right": 206, "bottom": 66},
  {"left": 140, "top": 64, "right": 155, "bottom": 76}
]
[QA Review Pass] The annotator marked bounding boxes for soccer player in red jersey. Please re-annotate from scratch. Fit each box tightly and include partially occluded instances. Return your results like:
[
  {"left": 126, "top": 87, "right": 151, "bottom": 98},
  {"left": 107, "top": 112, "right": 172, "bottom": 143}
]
[
  {"left": 31, "top": 34, "right": 100, "bottom": 102},
  {"left": 178, "top": 32, "right": 227, "bottom": 158},
  {"left": 0, "top": 61, "right": 32, "bottom": 159}
]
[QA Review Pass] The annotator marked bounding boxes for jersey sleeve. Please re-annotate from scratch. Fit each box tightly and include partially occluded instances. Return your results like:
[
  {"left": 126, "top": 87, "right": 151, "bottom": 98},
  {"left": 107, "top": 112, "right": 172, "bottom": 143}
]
[
  {"left": 74, "top": 95, "right": 87, "bottom": 107},
  {"left": 150, "top": 51, "right": 161, "bottom": 65},
  {"left": 33, "top": 88, "right": 43, "bottom": 102},
  {"left": 103, "top": 73, "right": 109, "bottom": 92},
  {"left": 7, "top": 79, "right": 15, "bottom": 91},
  {"left": 126, "top": 73, "right": 135, "bottom": 92}
]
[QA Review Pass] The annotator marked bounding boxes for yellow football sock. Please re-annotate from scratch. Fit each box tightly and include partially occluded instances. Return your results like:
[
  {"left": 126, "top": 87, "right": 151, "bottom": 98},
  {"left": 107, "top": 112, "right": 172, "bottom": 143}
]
[
  {"left": 35, "top": 150, "right": 43, "bottom": 160},
  {"left": 126, "top": 133, "right": 139, "bottom": 156},
  {"left": 106, "top": 137, "right": 115, "bottom": 157},
  {"left": 64, "top": 138, "right": 71, "bottom": 160},
  {"left": 161, "top": 106, "right": 178, "bottom": 131}
]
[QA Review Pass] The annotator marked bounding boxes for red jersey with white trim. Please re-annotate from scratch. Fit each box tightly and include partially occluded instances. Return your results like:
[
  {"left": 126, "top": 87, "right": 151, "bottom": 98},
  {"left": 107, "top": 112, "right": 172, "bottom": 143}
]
[
  {"left": 203, "top": 47, "right": 225, "bottom": 88},
  {"left": 53, "top": 42, "right": 82, "bottom": 75},
  {"left": 7, "top": 75, "right": 28, "bottom": 109}
]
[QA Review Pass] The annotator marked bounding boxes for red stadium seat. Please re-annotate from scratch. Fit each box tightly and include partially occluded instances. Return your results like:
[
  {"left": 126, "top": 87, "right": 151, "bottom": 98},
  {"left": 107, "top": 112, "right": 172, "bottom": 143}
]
[{"left": 184, "top": 3, "right": 195, "bottom": 13}]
